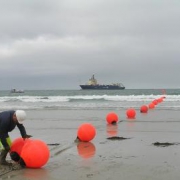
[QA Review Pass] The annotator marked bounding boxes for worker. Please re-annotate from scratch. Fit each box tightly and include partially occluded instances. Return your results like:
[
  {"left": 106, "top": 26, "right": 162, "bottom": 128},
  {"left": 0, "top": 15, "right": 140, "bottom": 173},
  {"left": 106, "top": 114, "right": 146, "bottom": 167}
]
[{"left": 0, "top": 110, "right": 32, "bottom": 166}]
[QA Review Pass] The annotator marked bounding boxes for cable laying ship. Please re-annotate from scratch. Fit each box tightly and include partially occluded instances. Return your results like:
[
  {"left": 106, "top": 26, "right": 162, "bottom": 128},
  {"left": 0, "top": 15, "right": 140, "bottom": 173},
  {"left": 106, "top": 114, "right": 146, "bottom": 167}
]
[{"left": 80, "top": 75, "right": 125, "bottom": 90}]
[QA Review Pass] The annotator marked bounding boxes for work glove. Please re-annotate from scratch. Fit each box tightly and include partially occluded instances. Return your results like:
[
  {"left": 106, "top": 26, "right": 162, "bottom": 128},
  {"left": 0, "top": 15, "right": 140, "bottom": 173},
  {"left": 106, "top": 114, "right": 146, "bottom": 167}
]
[{"left": 23, "top": 134, "right": 32, "bottom": 140}]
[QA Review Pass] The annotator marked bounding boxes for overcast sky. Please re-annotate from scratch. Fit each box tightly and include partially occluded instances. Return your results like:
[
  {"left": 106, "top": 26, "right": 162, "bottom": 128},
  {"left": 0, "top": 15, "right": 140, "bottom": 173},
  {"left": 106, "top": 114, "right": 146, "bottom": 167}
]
[{"left": 0, "top": 0, "right": 180, "bottom": 90}]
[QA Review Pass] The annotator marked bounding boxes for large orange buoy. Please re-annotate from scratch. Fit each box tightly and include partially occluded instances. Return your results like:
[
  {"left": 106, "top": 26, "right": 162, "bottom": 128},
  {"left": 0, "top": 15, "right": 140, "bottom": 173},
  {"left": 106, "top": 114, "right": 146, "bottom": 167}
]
[
  {"left": 126, "top": 108, "right": 136, "bottom": 119},
  {"left": 106, "top": 112, "right": 118, "bottom": 124},
  {"left": 21, "top": 139, "right": 50, "bottom": 168},
  {"left": 77, "top": 123, "right": 96, "bottom": 142},
  {"left": 148, "top": 103, "right": 155, "bottom": 109},
  {"left": 77, "top": 142, "right": 96, "bottom": 159},
  {"left": 140, "top": 105, "right": 148, "bottom": 113}
]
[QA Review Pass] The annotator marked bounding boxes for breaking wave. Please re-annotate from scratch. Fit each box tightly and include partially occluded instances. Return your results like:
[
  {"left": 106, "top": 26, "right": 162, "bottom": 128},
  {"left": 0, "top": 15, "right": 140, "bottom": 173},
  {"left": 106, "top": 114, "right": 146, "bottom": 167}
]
[{"left": 0, "top": 94, "right": 179, "bottom": 111}]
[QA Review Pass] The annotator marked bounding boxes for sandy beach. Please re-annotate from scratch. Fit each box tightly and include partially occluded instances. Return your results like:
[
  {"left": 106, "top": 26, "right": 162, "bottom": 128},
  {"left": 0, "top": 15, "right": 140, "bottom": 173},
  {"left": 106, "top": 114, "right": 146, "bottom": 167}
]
[{"left": 1, "top": 108, "right": 180, "bottom": 180}]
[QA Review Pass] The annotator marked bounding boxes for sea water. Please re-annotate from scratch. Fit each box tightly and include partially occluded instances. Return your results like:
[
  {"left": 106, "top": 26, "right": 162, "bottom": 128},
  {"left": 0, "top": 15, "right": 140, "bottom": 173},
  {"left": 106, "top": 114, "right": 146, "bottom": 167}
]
[{"left": 0, "top": 89, "right": 179, "bottom": 111}]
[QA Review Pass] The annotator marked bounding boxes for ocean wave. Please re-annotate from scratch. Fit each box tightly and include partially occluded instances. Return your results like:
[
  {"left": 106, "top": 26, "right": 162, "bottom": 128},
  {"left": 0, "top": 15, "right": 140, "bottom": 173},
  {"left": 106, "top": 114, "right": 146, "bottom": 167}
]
[
  {"left": 4, "top": 98, "right": 23, "bottom": 102},
  {"left": 0, "top": 94, "right": 180, "bottom": 111},
  {"left": 0, "top": 96, "right": 69, "bottom": 103},
  {"left": 0, "top": 94, "right": 174, "bottom": 103}
]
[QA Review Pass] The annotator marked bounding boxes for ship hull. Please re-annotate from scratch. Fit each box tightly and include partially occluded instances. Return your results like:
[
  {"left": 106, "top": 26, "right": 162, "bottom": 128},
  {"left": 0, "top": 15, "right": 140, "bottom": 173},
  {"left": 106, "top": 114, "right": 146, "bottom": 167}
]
[{"left": 80, "top": 85, "right": 125, "bottom": 90}]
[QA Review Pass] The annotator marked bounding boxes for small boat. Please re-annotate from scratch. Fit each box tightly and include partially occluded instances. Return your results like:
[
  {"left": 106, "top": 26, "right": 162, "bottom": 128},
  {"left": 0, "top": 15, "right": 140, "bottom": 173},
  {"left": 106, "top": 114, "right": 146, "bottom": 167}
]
[
  {"left": 10, "top": 89, "right": 24, "bottom": 93},
  {"left": 80, "top": 75, "right": 125, "bottom": 90}
]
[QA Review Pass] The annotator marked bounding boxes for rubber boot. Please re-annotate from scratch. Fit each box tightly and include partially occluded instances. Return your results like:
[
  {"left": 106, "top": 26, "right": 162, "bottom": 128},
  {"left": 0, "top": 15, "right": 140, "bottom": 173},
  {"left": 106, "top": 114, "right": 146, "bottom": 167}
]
[{"left": 0, "top": 149, "right": 12, "bottom": 166}]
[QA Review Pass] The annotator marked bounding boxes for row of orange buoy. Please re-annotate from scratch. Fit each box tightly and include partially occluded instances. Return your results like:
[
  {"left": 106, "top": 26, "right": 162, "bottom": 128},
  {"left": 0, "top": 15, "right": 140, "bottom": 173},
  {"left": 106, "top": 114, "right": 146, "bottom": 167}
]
[
  {"left": 125, "top": 96, "right": 166, "bottom": 119},
  {"left": 76, "top": 96, "right": 166, "bottom": 143},
  {"left": 141, "top": 96, "right": 166, "bottom": 112}
]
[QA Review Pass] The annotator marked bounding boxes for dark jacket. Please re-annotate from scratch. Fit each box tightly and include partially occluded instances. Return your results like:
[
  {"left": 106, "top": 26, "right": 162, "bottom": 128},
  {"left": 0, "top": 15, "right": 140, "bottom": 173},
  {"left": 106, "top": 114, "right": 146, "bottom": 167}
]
[{"left": 0, "top": 110, "right": 27, "bottom": 148}]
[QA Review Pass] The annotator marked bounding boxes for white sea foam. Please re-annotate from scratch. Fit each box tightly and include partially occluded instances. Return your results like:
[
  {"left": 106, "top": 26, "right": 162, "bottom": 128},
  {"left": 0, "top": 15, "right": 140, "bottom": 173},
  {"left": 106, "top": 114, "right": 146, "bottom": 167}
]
[
  {"left": 0, "top": 94, "right": 179, "bottom": 110},
  {"left": 0, "top": 94, "right": 174, "bottom": 102}
]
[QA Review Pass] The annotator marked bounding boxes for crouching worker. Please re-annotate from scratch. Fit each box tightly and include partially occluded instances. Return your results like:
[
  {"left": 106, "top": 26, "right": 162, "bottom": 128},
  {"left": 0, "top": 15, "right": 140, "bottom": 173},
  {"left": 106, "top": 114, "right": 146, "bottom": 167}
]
[{"left": 0, "top": 110, "right": 32, "bottom": 166}]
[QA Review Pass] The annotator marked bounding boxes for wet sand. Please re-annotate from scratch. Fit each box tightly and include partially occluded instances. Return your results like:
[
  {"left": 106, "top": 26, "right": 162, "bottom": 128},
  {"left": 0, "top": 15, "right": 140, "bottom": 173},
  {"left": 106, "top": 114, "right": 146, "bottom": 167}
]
[{"left": 1, "top": 108, "right": 180, "bottom": 180}]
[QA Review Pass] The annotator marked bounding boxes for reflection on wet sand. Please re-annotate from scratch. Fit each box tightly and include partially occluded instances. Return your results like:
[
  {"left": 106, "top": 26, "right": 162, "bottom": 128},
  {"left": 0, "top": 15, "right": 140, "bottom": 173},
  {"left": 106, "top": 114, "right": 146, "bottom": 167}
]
[
  {"left": 22, "top": 168, "right": 48, "bottom": 180},
  {"left": 106, "top": 124, "right": 118, "bottom": 137},
  {"left": 76, "top": 142, "right": 96, "bottom": 159}
]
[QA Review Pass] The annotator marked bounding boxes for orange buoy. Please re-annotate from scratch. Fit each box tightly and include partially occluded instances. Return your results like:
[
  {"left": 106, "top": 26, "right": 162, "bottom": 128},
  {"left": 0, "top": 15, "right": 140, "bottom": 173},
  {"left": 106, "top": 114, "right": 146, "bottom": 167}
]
[
  {"left": 152, "top": 100, "right": 158, "bottom": 105},
  {"left": 148, "top": 103, "right": 155, "bottom": 109},
  {"left": 77, "top": 123, "right": 96, "bottom": 142},
  {"left": 21, "top": 139, "right": 50, "bottom": 168},
  {"left": 126, "top": 108, "right": 136, "bottom": 119},
  {"left": 157, "top": 98, "right": 163, "bottom": 103},
  {"left": 140, "top": 105, "right": 148, "bottom": 113},
  {"left": 106, "top": 112, "right": 118, "bottom": 124},
  {"left": 77, "top": 142, "right": 96, "bottom": 158}
]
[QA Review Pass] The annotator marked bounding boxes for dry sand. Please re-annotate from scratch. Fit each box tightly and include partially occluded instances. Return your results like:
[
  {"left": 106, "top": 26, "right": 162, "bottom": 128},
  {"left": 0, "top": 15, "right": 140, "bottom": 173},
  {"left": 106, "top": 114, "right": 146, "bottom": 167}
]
[{"left": 1, "top": 108, "right": 180, "bottom": 180}]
